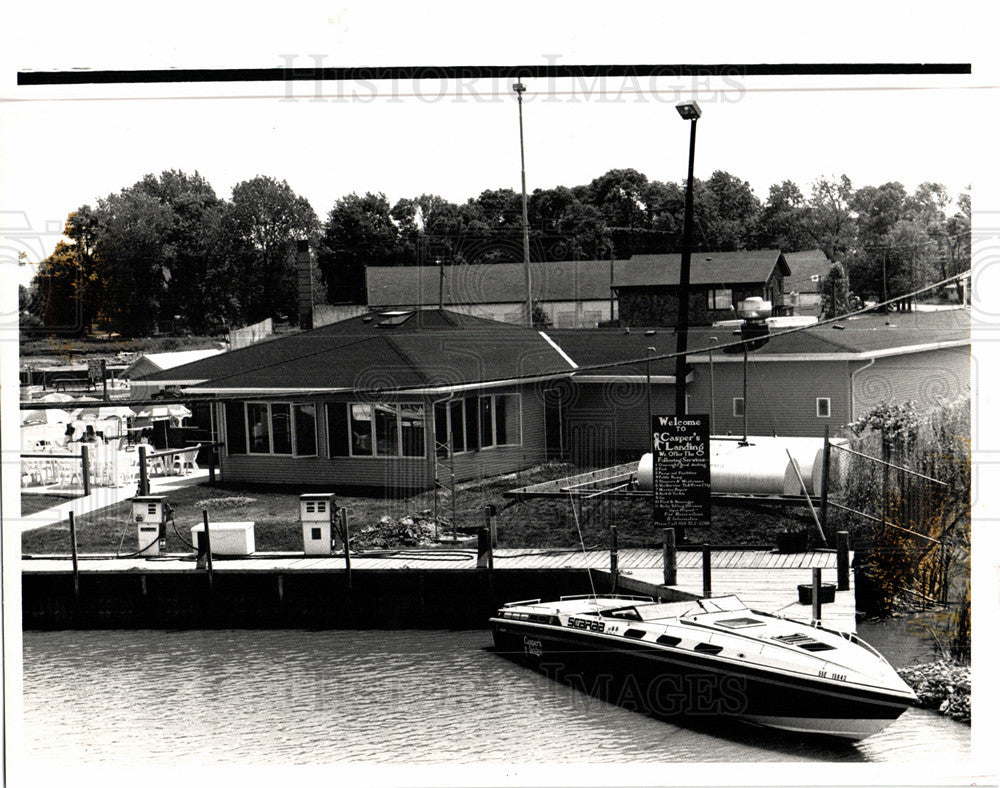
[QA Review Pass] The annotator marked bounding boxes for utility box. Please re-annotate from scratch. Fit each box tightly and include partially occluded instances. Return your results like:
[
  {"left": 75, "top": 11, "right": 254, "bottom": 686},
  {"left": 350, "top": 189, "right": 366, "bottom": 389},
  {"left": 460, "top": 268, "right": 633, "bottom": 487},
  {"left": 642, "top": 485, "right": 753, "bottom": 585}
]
[
  {"left": 132, "top": 495, "right": 168, "bottom": 556},
  {"left": 190, "top": 521, "right": 256, "bottom": 556},
  {"left": 300, "top": 493, "right": 337, "bottom": 555}
]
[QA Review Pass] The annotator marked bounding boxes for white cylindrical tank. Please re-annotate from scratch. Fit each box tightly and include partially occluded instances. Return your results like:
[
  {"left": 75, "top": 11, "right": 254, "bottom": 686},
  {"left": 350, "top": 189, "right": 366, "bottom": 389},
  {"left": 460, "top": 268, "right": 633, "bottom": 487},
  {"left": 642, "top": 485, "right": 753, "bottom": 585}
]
[{"left": 638, "top": 436, "right": 840, "bottom": 497}]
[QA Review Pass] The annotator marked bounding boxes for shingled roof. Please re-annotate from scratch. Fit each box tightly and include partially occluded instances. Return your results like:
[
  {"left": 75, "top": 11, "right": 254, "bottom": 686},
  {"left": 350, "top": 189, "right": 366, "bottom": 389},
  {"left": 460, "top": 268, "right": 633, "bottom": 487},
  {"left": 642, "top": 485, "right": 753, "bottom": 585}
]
[
  {"left": 783, "top": 249, "right": 832, "bottom": 294},
  {"left": 366, "top": 259, "right": 614, "bottom": 307},
  {"left": 142, "top": 309, "right": 576, "bottom": 394},
  {"left": 612, "top": 250, "right": 790, "bottom": 288},
  {"left": 546, "top": 308, "right": 970, "bottom": 373}
]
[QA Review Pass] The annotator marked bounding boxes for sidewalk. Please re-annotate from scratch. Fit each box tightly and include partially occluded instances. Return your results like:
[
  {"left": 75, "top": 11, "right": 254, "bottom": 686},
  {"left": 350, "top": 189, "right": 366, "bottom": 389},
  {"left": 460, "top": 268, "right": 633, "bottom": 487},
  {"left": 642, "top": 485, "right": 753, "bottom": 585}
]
[{"left": 18, "top": 468, "right": 211, "bottom": 532}]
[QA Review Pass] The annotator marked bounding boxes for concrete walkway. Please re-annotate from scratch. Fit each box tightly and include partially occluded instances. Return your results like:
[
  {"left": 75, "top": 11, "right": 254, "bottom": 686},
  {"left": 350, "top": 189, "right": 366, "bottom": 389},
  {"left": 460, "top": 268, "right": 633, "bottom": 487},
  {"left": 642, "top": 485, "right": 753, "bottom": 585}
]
[{"left": 18, "top": 468, "right": 211, "bottom": 532}]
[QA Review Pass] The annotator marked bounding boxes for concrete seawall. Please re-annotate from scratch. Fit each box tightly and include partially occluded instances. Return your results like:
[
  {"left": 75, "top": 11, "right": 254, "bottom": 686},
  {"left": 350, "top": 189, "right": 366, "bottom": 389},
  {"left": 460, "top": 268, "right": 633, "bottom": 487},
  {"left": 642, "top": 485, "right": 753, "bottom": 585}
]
[{"left": 23, "top": 568, "right": 609, "bottom": 629}]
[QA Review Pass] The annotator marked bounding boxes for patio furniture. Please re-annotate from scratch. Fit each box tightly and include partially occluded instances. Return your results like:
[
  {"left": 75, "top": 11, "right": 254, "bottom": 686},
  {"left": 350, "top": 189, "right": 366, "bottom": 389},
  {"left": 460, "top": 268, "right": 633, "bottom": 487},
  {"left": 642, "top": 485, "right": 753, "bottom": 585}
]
[{"left": 172, "top": 444, "right": 201, "bottom": 475}]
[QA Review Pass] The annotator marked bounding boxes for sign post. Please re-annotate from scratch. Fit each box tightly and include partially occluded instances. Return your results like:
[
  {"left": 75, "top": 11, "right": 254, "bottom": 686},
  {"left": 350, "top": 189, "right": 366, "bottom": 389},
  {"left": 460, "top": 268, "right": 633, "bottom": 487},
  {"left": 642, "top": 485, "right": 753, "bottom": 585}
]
[{"left": 651, "top": 414, "right": 711, "bottom": 540}]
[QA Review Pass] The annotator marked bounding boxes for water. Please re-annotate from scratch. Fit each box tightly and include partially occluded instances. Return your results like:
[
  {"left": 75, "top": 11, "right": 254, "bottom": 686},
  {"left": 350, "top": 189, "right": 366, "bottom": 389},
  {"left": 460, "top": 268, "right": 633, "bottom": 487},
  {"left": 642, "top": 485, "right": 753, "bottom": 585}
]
[{"left": 21, "top": 629, "right": 969, "bottom": 766}]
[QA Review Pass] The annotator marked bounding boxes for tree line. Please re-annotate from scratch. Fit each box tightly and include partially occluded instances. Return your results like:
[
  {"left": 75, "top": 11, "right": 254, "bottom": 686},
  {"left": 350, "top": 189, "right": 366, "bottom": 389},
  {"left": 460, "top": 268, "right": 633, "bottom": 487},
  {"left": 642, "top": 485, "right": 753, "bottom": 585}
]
[{"left": 24, "top": 168, "right": 970, "bottom": 337}]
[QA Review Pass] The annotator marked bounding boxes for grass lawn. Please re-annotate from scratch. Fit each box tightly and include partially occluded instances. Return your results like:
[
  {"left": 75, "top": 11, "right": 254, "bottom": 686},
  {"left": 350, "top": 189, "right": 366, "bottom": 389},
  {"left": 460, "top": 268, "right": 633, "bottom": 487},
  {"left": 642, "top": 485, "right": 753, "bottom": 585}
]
[
  {"left": 20, "top": 493, "right": 79, "bottom": 517},
  {"left": 20, "top": 461, "right": 815, "bottom": 556}
]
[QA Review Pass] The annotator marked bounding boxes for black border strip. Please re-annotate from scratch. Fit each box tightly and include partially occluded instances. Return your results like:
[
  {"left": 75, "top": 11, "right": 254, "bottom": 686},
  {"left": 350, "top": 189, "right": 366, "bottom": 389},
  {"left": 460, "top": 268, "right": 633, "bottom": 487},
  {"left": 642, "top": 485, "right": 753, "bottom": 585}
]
[{"left": 17, "top": 63, "right": 971, "bottom": 86}]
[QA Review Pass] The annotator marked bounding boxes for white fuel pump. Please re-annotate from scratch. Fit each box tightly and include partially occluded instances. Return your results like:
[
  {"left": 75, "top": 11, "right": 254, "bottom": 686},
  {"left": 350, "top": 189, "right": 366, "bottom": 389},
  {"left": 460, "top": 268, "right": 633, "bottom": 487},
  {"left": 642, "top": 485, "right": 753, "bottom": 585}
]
[
  {"left": 132, "top": 495, "right": 170, "bottom": 556},
  {"left": 300, "top": 493, "right": 338, "bottom": 555}
]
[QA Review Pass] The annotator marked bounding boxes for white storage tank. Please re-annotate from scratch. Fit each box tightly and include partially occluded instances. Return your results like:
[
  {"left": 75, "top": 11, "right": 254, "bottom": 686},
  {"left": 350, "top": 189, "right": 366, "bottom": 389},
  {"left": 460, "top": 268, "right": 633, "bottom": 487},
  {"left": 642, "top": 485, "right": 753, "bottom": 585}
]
[{"left": 637, "top": 435, "right": 843, "bottom": 498}]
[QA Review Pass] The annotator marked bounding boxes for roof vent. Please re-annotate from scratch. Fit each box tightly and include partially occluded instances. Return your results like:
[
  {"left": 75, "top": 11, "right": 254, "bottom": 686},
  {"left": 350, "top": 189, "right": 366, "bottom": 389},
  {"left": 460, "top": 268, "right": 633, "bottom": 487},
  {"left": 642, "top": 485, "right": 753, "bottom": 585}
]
[{"left": 377, "top": 311, "right": 414, "bottom": 328}]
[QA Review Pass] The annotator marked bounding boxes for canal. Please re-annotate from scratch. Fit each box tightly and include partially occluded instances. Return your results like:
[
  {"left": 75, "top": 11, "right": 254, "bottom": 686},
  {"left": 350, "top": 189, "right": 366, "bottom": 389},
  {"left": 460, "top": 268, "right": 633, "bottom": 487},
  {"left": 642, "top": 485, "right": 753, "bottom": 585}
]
[{"left": 21, "top": 628, "right": 969, "bottom": 765}]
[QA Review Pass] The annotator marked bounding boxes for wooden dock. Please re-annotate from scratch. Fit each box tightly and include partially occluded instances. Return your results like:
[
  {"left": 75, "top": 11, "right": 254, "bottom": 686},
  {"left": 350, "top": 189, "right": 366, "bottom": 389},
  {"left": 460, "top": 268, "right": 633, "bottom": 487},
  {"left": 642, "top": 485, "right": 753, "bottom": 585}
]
[{"left": 22, "top": 547, "right": 856, "bottom": 632}]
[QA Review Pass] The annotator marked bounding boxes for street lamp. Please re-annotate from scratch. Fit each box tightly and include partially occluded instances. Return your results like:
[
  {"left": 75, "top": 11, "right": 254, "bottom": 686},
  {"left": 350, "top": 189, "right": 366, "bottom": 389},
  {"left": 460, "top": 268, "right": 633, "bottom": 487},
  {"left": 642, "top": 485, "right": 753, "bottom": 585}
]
[
  {"left": 674, "top": 100, "right": 701, "bottom": 415},
  {"left": 513, "top": 81, "right": 532, "bottom": 327},
  {"left": 646, "top": 346, "right": 656, "bottom": 445}
]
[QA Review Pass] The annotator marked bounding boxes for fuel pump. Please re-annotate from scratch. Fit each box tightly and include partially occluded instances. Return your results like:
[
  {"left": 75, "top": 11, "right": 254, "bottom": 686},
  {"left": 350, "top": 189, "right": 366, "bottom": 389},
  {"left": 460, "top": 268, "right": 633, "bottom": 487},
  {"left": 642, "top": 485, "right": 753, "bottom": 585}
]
[
  {"left": 132, "top": 496, "right": 169, "bottom": 556},
  {"left": 300, "top": 493, "right": 338, "bottom": 555}
]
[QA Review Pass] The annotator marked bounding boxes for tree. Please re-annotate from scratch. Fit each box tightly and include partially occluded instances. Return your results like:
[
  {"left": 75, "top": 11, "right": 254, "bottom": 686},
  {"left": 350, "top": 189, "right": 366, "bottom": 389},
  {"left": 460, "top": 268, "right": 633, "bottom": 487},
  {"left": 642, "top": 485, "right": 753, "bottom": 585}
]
[
  {"left": 804, "top": 175, "right": 856, "bottom": 264},
  {"left": 132, "top": 170, "right": 228, "bottom": 332},
  {"left": 756, "top": 180, "right": 813, "bottom": 251},
  {"left": 318, "top": 192, "right": 400, "bottom": 304},
  {"left": 223, "top": 176, "right": 319, "bottom": 322},
  {"left": 819, "top": 262, "right": 856, "bottom": 318}
]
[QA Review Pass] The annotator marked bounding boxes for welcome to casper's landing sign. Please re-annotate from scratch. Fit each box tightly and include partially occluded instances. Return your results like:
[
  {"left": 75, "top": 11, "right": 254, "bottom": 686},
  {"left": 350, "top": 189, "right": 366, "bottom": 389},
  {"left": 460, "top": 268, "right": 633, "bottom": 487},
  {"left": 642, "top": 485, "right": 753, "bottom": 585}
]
[{"left": 651, "top": 414, "right": 711, "bottom": 528}]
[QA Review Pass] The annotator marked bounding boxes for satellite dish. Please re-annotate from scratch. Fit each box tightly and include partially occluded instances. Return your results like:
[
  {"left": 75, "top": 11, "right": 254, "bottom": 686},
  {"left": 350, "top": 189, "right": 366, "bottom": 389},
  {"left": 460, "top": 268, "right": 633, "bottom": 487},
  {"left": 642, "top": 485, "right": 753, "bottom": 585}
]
[{"left": 810, "top": 274, "right": 821, "bottom": 283}]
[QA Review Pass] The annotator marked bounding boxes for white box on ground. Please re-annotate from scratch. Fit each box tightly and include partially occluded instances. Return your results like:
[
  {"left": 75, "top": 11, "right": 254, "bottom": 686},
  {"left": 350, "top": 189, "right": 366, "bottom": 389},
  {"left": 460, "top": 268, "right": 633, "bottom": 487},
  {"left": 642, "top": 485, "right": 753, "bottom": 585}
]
[{"left": 191, "top": 521, "right": 255, "bottom": 555}]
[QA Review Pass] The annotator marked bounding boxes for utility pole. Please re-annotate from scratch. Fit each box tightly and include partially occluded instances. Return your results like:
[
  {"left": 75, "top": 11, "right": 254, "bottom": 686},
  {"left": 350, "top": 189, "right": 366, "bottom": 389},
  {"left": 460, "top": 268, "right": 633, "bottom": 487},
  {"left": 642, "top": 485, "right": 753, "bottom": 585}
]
[{"left": 514, "top": 81, "right": 532, "bottom": 327}]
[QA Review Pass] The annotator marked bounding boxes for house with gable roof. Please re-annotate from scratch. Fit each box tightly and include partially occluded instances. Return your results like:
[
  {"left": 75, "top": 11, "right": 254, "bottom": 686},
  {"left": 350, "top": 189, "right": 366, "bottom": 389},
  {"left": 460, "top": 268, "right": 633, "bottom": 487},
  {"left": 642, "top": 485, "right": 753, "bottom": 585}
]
[
  {"left": 365, "top": 259, "right": 616, "bottom": 328},
  {"left": 139, "top": 309, "right": 576, "bottom": 492},
  {"left": 612, "top": 250, "right": 792, "bottom": 326}
]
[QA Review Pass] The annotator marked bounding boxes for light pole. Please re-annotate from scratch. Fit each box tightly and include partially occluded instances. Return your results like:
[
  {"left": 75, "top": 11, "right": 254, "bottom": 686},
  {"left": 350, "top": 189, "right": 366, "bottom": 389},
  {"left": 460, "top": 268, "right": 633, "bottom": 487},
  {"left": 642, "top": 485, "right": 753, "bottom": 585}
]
[
  {"left": 674, "top": 100, "right": 701, "bottom": 415},
  {"left": 513, "top": 81, "right": 532, "bottom": 327},
  {"left": 708, "top": 336, "right": 718, "bottom": 429},
  {"left": 646, "top": 346, "right": 656, "bottom": 445}
]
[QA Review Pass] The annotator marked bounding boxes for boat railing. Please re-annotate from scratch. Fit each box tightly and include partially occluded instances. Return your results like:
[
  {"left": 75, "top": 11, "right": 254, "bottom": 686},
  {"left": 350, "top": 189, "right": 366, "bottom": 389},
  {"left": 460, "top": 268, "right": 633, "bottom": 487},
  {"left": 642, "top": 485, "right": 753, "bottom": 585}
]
[
  {"left": 500, "top": 598, "right": 541, "bottom": 608},
  {"left": 559, "top": 593, "right": 654, "bottom": 602}
]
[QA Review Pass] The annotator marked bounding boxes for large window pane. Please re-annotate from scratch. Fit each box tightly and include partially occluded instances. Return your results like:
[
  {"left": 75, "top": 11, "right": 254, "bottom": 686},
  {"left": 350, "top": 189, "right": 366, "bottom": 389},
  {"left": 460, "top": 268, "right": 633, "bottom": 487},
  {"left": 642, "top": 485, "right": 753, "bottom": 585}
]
[
  {"left": 225, "top": 402, "right": 246, "bottom": 454},
  {"left": 480, "top": 396, "right": 494, "bottom": 448},
  {"left": 350, "top": 404, "right": 373, "bottom": 455},
  {"left": 400, "top": 404, "right": 425, "bottom": 457},
  {"left": 434, "top": 402, "right": 449, "bottom": 458},
  {"left": 374, "top": 404, "right": 399, "bottom": 456},
  {"left": 495, "top": 395, "right": 507, "bottom": 445},
  {"left": 271, "top": 403, "right": 292, "bottom": 454},
  {"left": 327, "top": 402, "right": 349, "bottom": 457},
  {"left": 247, "top": 403, "right": 270, "bottom": 454},
  {"left": 294, "top": 404, "right": 317, "bottom": 456},
  {"left": 464, "top": 397, "right": 480, "bottom": 450},
  {"left": 450, "top": 400, "right": 465, "bottom": 452}
]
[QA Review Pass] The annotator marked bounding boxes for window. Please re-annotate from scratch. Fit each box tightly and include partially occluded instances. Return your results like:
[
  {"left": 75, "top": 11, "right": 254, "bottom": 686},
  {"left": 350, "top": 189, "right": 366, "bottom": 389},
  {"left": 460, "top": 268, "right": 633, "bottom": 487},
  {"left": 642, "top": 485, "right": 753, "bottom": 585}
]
[
  {"left": 225, "top": 402, "right": 246, "bottom": 454},
  {"left": 294, "top": 404, "right": 317, "bottom": 456},
  {"left": 399, "top": 404, "right": 425, "bottom": 457},
  {"left": 341, "top": 402, "right": 426, "bottom": 457},
  {"left": 271, "top": 403, "right": 292, "bottom": 454},
  {"left": 709, "top": 289, "right": 733, "bottom": 310},
  {"left": 733, "top": 397, "right": 745, "bottom": 417},
  {"left": 350, "top": 404, "right": 374, "bottom": 455},
  {"left": 434, "top": 395, "right": 521, "bottom": 457},
  {"left": 228, "top": 402, "right": 318, "bottom": 456},
  {"left": 247, "top": 403, "right": 270, "bottom": 454},
  {"left": 816, "top": 397, "right": 831, "bottom": 418},
  {"left": 480, "top": 396, "right": 495, "bottom": 447}
]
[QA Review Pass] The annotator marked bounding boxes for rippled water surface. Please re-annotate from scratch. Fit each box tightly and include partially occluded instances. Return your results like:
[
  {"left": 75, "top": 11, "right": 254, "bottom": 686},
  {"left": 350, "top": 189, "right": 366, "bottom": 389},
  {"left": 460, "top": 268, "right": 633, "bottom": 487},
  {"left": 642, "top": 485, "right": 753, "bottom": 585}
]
[{"left": 22, "top": 629, "right": 969, "bottom": 765}]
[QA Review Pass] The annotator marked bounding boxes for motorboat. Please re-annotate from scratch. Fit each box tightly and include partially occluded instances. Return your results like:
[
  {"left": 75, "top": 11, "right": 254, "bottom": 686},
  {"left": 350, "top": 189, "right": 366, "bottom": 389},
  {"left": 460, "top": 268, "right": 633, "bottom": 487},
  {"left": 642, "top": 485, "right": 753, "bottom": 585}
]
[{"left": 490, "top": 593, "right": 917, "bottom": 740}]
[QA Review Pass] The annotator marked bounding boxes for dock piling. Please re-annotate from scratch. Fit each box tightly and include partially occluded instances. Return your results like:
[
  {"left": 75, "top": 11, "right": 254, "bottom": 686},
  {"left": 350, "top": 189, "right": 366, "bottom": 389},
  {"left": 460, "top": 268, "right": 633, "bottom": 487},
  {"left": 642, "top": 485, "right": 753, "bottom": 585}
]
[
  {"left": 341, "top": 509, "right": 353, "bottom": 591},
  {"left": 201, "top": 510, "right": 214, "bottom": 590},
  {"left": 609, "top": 525, "right": 619, "bottom": 585},
  {"left": 836, "top": 531, "right": 850, "bottom": 591},
  {"left": 69, "top": 511, "right": 80, "bottom": 599},
  {"left": 812, "top": 567, "right": 822, "bottom": 622},
  {"left": 486, "top": 504, "right": 498, "bottom": 548},
  {"left": 138, "top": 446, "right": 149, "bottom": 496},
  {"left": 663, "top": 528, "right": 677, "bottom": 586},
  {"left": 702, "top": 544, "right": 712, "bottom": 598},
  {"left": 80, "top": 445, "right": 91, "bottom": 496}
]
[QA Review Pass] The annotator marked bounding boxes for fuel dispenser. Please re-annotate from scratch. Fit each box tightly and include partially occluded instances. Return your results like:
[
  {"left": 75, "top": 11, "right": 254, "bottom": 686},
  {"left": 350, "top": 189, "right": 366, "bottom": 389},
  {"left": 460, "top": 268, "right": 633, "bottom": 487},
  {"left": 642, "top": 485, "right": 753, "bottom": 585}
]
[
  {"left": 300, "top": 493, "right": 338, "bottom": 555},
  {"left": 132, "top": 495, "right": 171, "bottom": 556}
]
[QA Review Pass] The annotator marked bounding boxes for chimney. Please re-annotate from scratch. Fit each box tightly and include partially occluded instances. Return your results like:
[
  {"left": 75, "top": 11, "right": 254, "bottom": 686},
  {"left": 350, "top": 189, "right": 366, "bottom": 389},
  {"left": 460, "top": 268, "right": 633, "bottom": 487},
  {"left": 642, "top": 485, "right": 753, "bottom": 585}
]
[{"left": 296, "top": 240, "right": 313, "bottom": 330}]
